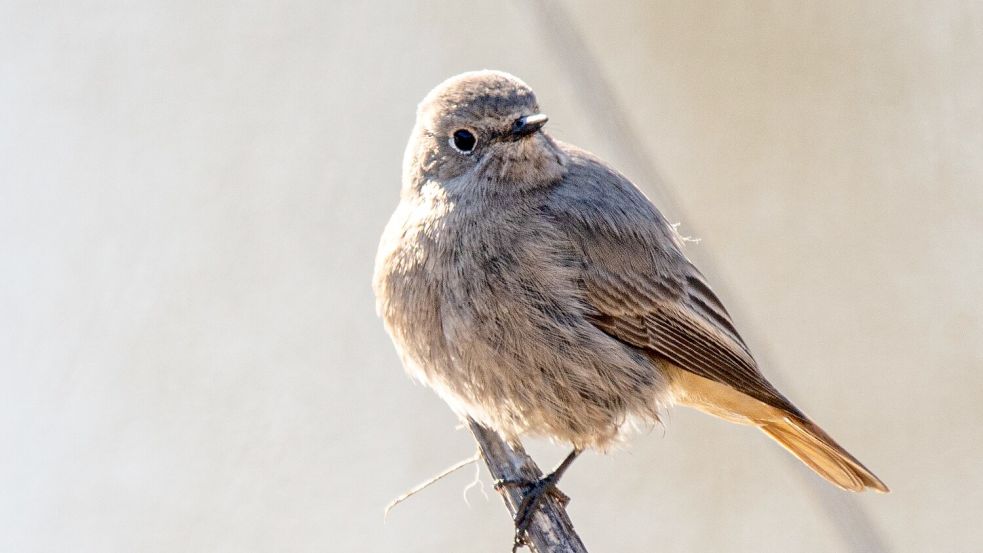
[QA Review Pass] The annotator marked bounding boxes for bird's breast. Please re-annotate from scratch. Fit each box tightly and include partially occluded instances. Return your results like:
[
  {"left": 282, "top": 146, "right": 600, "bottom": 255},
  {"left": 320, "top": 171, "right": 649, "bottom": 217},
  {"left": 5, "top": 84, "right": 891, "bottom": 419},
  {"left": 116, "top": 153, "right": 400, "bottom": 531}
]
[{"left": 375, "top": 191, "right": 576, "bottom": 357}]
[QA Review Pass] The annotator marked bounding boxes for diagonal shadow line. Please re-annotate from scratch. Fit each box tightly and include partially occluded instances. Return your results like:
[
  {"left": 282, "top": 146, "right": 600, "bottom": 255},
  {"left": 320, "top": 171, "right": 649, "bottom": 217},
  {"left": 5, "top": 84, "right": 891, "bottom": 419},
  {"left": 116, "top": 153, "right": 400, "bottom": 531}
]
[{"left": 525, "top": 1, "right": 892, "bottom": 552}]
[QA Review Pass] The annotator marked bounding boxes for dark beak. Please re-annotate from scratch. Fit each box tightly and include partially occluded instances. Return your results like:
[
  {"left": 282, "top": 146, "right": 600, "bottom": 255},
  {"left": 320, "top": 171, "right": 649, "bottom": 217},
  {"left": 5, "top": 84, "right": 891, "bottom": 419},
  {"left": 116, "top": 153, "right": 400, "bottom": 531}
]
[{"left": 511, "top": 113, "right": 549, "bottom": 138}]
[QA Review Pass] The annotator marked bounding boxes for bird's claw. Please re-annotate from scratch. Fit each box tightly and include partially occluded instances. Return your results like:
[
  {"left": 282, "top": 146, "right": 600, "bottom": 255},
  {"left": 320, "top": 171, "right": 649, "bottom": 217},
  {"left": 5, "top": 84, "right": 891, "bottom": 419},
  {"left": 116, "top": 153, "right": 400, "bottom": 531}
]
[
  {"left": 493, "top": 477, "right": 530, "bottom": 492},
  {"left": 494, "top": 476, "right": 570, "bottom": 504},
  {"left": 494, "top": 474, "right": 570, "bottom": 551}
]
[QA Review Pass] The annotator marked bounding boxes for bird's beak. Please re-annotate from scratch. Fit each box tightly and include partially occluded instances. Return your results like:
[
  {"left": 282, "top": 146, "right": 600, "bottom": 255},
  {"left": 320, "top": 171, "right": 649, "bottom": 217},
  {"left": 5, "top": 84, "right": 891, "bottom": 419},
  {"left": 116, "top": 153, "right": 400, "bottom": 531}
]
[{"left": 511, "top": 113, "right": 549, "bottom": 138}]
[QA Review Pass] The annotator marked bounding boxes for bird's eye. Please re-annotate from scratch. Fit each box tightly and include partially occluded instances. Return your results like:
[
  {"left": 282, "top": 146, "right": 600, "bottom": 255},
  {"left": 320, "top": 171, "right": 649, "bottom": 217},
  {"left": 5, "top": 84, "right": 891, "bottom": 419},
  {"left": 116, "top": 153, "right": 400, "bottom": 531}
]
[{"left": 450, "top": 129, "right": 477, "bottom": 153}]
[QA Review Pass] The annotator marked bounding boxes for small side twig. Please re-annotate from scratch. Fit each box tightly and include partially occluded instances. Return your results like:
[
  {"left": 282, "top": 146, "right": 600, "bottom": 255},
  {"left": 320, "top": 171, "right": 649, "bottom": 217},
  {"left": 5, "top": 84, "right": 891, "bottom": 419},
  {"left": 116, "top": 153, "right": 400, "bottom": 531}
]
[
  {"left": 385, "top": 452, "right": 481, "bottom": 518},
  {"left": 466, "top": 418, "right": 589, "bottom": 553}
]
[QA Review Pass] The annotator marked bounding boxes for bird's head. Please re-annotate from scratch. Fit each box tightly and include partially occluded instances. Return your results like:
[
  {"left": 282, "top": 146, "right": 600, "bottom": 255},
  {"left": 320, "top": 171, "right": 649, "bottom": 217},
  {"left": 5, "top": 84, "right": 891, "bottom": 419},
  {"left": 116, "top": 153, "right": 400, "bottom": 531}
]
[{"left": 404, "top": 70, "right": 568, "bottom": 195}]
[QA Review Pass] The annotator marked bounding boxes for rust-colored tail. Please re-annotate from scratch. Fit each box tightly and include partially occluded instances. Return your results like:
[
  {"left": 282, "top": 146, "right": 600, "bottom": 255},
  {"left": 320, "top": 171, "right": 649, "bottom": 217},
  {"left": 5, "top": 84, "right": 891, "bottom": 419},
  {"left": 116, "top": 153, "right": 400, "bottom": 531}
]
[
  {"left": 758, "top": 415, "right": 889, "bottom": 493},
  {"left": 667, "top": 366, "right": 888, "bottom": 492}
]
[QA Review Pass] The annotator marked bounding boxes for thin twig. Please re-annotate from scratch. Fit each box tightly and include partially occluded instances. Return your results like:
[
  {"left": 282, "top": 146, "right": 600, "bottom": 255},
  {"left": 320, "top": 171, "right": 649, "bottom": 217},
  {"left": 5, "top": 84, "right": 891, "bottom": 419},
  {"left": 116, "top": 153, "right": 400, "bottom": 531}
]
[
  {"left": 384, "top": 452, "right": 481, "bottom": 519},
  {"left": 466, "top": 418, "right": 589, "bottom": 553}
]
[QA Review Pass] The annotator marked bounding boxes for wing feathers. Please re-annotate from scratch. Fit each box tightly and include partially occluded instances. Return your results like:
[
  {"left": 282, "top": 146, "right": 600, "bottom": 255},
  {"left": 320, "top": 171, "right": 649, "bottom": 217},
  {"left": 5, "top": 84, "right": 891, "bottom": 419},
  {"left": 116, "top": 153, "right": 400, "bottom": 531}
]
[
  {"left": 588, "top": 281, "right": 795, "bottom": 413},
  {"left": 546, "top": 144, "right": 886, "bottom": 492}
]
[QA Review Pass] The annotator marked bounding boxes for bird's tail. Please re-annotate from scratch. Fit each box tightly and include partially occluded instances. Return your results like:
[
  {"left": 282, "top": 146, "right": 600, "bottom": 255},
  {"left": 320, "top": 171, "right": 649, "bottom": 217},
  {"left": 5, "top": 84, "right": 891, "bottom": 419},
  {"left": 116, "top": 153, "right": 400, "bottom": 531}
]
[
  {"left": 666, "top": 366, "right": 888, "bottom": 492},
  {"left": 757, "top": 415, "right": 889, "bottom": 493}
]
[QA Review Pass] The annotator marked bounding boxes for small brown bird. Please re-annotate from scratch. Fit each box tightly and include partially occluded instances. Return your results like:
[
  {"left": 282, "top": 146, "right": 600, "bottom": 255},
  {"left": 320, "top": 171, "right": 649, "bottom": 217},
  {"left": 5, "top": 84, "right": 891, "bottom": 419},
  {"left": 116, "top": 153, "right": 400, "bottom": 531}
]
[{"left": 374, "top": 70, "right": 888, "bottom": 530}]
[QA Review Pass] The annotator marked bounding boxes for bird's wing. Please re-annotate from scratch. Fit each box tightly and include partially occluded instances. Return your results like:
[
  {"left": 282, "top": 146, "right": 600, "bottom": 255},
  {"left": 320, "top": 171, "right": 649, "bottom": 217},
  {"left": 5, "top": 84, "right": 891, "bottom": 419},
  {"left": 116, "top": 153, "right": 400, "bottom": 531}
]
[{"left": 547, "top": 146, "right": 798, "bottom": 414}]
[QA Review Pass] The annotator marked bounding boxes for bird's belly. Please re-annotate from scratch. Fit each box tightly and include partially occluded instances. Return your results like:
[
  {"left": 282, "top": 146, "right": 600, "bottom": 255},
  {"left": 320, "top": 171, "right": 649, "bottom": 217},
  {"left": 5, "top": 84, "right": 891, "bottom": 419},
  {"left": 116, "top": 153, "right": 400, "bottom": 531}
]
[
  {"left": 378, "top": 207, "right": 667, "bottom": 448},
  {"left": 434, "top": 253, "right": 665, "bottom": 447}
]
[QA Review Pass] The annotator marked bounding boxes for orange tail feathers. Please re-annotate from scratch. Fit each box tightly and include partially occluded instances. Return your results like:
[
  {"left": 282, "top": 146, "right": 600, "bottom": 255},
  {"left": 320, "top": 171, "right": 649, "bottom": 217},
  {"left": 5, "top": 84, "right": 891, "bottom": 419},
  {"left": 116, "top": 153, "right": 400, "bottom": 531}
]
[{"left": 758, "top": 415, "right": 889, "bottom": 493}]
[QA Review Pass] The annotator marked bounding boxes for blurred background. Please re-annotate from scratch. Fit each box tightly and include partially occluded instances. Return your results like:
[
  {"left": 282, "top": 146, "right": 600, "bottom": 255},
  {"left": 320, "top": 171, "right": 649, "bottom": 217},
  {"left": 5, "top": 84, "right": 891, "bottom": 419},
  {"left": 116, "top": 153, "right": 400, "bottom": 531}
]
[{"left": 2, "top": 1, "right": 981, "bottom": 551}]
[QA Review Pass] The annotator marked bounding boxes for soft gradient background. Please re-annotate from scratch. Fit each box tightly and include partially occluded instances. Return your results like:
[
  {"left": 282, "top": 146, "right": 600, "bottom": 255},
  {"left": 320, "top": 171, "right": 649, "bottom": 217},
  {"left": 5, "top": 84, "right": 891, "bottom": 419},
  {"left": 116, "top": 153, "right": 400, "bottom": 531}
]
[{"left": 2, "top": 1, "right": 981, "bottom": 552}]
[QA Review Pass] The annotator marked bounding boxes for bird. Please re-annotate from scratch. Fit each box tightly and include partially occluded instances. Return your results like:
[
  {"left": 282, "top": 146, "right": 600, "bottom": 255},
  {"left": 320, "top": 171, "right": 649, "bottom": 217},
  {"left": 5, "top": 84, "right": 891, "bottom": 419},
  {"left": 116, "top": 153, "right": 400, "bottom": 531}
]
[{"left": 373, "top": 69, "right": 888, "bottom": 536}]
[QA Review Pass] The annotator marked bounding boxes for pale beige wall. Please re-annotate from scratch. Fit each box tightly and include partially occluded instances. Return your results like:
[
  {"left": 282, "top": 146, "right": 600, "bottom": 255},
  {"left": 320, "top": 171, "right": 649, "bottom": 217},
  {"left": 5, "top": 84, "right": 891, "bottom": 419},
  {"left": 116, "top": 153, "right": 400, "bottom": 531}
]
[{"left": 1, "top": 2, "right": 980, "bottom": 552}]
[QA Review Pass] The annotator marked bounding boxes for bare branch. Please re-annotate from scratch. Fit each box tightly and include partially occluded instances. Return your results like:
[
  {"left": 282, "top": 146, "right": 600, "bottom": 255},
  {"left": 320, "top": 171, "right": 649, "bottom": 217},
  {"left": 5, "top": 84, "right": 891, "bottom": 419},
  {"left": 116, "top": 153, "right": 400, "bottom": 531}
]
[{"left": 466, "top": 418, "right": 589, "bottom": 553}]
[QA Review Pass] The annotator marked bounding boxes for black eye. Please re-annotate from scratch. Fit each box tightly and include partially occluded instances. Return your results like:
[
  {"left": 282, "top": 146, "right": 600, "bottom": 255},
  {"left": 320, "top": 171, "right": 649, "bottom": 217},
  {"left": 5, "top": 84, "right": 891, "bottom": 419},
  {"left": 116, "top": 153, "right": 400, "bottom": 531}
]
[{"left": 451, "top": 129, "right": 476, "bottom": 153}]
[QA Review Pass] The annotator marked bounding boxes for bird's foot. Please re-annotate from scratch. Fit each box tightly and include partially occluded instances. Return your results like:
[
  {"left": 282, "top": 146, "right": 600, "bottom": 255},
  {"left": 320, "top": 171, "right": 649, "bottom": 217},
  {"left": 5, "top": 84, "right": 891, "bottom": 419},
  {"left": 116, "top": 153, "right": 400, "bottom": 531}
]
[
  {"left": 493, "top": 473, "right": 569, "bottom": 552},
  {"left": 492, "top": 449, "right": 581, "bottom": 551},
  {"left": 494, "top": 475, "right": 571, "bottom": 506}
]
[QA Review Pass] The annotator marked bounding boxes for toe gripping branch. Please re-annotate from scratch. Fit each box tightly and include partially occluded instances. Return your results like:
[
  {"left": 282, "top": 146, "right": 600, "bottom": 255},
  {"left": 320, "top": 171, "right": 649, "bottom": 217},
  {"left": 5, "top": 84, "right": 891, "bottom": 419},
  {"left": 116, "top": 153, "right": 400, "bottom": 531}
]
[
  {"left": 493, "top": 449, "right": 582, "bottom": 552},
  {"left": 466, "top": 419, "right": 588, "bottom": 552}
]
